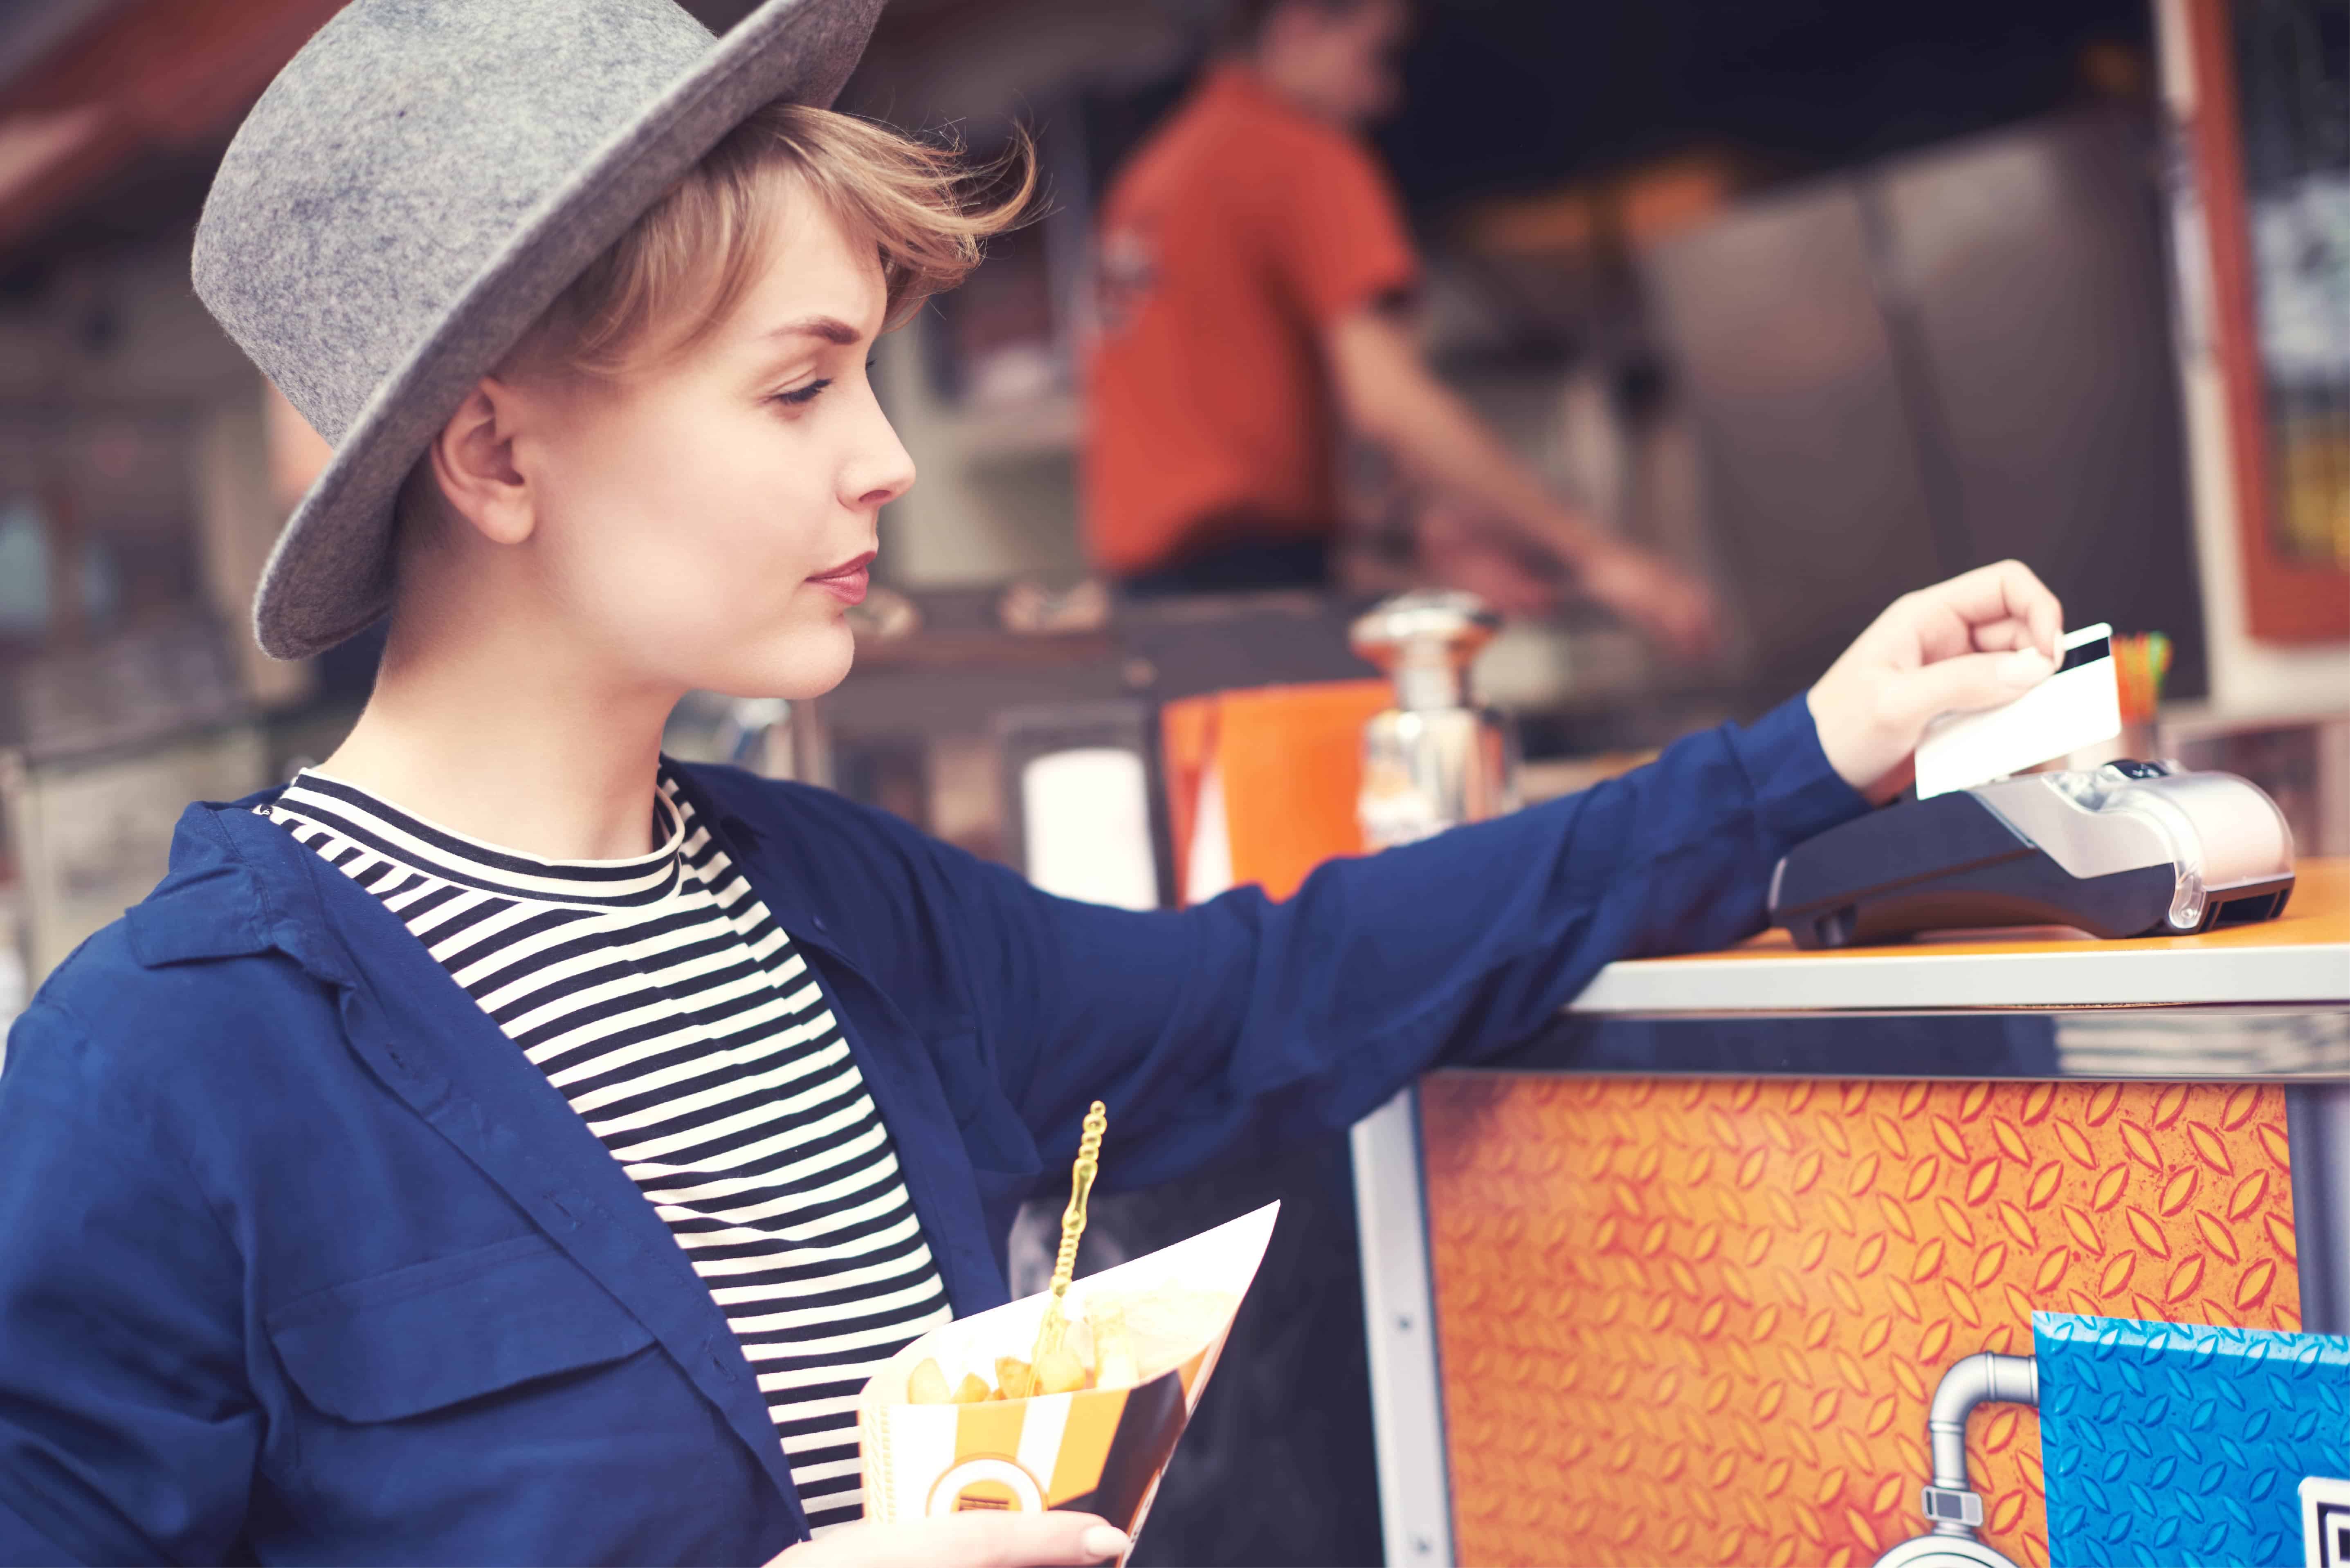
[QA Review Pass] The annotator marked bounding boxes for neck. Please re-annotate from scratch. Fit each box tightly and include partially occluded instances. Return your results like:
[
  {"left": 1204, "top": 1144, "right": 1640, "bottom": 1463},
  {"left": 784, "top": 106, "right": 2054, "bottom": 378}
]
[
  {"left": 317, "top": 577, "right": 679, "bottom": 863},
  {"left": 1231, "top": 52, "right": 1352, "bottom": 129}
]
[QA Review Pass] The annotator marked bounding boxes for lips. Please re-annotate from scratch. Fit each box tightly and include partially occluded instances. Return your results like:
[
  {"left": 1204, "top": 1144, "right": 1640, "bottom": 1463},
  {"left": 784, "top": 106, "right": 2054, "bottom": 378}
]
[{"left": 809, "top": 550, "right": 875, "bottom": 607}]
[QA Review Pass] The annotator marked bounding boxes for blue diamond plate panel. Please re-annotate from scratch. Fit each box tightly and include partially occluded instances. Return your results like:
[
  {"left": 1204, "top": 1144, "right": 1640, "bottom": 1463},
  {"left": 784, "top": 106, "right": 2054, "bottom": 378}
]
[{"left": 2035, "top": 1313, "right": 2350, "bottom": 1568}]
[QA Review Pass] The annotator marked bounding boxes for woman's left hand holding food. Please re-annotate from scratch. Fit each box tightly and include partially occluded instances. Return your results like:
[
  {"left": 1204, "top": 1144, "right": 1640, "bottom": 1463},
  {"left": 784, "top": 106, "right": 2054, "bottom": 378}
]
[{"left": 1807, "top": 559, "right": 2065, "bottom": 803}]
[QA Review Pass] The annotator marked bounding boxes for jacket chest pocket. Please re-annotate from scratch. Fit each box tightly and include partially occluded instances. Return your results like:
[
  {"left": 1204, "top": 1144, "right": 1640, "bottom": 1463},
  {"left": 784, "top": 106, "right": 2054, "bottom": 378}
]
[{"left": 266, "top": 1232, "right": 656, "bottom": 1422}]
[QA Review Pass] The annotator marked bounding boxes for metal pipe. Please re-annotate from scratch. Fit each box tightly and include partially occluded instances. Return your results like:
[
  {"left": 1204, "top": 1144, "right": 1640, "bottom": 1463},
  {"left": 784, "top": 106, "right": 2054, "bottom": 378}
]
[{"left": 1926, "top": 1353, "right": 2039, "bottom": 1537}]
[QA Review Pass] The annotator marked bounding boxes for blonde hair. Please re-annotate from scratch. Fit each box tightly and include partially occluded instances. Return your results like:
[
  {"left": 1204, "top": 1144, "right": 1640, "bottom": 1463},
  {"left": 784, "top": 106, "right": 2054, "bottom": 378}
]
[
  {"left": 517, "top": 101, "right": 1033, "bottom": 377},
  {"left": 395, "top": 103, "right": 1029, "bottom": 552}
]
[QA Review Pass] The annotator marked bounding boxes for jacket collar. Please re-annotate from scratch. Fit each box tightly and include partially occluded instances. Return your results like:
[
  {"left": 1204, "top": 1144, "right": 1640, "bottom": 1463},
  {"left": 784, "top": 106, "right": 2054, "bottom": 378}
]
[
  {"left": 128, "top": 793, "right": 350, "bottom": 976},
  {"left": 656, "top": 766, "right": 850, "bottom": 967},
  {"left": 667, "top": 761, "right": 1024, "bottom": 1316},
  {"left": 128, "top": 772, "right": 844, "bottom": 974},
  {"left": 640, "top": 766, "right": 1013, "bottom": 1317}
]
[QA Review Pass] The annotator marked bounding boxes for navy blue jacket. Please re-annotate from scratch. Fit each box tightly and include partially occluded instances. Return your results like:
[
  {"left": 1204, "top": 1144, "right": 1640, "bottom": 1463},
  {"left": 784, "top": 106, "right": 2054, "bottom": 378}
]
[{"left": 0, "top": 696, "right": 1860, "bottom": 1564}]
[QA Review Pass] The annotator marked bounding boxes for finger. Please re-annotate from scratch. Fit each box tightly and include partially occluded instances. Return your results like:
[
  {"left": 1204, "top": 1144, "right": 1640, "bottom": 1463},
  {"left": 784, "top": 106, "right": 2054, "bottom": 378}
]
[
  {"left": 1986, "top": 560, "right": 2062, "bottom": 658},
  {"left": 945, "top": 1512, "right": 1129, "bottom": 1568},
  {"left": 1919, "top": 561, "right": 2064, "bottom": 658},
  {"left": 2010, "top": 565, "right": 2064, "bottom": 659},
  {"left": 1968, "top": 616, "right": 2036, "bottom": 654},
  {"left": 1896, "top": 647, "right": 2054, "bottom": 729}
]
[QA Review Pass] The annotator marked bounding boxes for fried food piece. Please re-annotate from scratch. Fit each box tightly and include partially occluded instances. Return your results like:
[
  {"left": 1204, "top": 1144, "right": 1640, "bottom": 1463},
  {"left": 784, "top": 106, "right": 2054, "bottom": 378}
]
[
  {"left": 1034, "top": 1345, "right": 1087, "bottom": 1395},
  {"left": 950, "top": 1372, "right": 992, "bottom": 1404},
  {"left": 1091, "top": 1301, "right": 1140, "bottom": 1391},
  {"left": 908, "top": 1358, "right": 951, "bottom": 1405},
  {"left": 1120, "top": 1285, "right": 1241, "bottom": 1379},
  {"left": 995, "top": 1356, "right": 1032, "bottom": 1398}
]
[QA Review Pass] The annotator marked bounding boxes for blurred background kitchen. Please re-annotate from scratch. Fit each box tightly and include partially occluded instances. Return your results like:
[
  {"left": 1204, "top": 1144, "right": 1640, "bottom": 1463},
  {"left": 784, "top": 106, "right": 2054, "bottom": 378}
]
[{"left": 0, "top": 0, "right": 2342, "bottom": 1561}]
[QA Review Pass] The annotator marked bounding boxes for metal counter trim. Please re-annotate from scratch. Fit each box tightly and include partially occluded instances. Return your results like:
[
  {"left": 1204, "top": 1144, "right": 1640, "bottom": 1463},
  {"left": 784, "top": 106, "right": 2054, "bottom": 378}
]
[
  {"left": 1350, "top": 1088, "right": 1455, "bottom": 1568},
  {"left": 1477, "top": 1005, "right": 2350, "bottom": 1081},
  {"left": 1566, "top": 940, "right": 2347, "bottom": 1014}
]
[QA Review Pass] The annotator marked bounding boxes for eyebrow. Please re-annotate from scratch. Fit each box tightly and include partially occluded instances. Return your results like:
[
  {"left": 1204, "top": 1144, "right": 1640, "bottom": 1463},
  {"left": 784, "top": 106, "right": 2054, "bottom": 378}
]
[{"left": 759, "top": 315, "right": 862, "bottom": 346}]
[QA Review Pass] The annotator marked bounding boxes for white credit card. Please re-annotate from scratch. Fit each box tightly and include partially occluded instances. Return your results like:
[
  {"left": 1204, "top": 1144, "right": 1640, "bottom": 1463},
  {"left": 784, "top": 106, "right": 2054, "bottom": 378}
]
[{"left": 1913, "top": 624, "right": 2120, "bottom": 799}]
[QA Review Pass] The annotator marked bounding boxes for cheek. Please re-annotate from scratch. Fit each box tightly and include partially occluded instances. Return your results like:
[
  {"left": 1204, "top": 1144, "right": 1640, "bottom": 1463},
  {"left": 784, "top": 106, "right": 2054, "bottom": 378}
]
[
  {"left": 536, "top": 406, "right": 847, "bottom": 684},
  {"left": 665, "top": 433, "right": 836, "bottom": 616}
]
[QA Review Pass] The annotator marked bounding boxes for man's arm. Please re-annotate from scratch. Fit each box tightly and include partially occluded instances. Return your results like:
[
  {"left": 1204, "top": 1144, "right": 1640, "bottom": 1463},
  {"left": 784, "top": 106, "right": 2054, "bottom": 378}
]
[{"left": 1327, "top": 305, "right": 1721, "bottom": 658}]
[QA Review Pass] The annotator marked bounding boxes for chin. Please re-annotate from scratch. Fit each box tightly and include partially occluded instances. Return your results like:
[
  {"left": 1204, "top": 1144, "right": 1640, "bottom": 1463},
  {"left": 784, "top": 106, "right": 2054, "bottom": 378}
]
[{"left": 713, "top": 619, "right": 857, "bottom": 702}]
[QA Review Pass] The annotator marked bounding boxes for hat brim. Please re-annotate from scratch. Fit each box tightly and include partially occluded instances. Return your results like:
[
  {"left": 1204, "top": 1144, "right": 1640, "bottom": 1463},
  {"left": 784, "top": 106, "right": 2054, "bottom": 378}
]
[{"left": 252, "top": 0, "right": 886, "bottom": 661}]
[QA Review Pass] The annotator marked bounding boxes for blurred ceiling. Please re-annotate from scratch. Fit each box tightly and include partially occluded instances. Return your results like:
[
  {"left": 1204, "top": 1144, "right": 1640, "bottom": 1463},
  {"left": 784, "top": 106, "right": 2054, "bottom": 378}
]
[
  {"left": 0, "top": 0, "right": 2155, "bottom": 278},
  {"left": 0, "top": 0, "right": 343, "bottom": 270},
  {"left": 0, "top": 0, "right": 121, "bottom": 87}
]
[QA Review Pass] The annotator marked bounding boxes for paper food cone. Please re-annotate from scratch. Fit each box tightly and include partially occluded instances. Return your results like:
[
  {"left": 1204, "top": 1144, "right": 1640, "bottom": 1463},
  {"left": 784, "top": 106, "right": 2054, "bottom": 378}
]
[{"left": 857, "top": 1202, "right": 1279, "bottom": 1554}]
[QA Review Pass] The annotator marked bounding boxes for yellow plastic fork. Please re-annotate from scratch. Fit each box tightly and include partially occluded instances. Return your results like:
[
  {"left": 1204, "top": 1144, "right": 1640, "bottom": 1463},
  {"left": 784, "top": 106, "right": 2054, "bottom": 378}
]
[{"left": 1008, "top": 1101, "right": 1108, "bottom": 1398}]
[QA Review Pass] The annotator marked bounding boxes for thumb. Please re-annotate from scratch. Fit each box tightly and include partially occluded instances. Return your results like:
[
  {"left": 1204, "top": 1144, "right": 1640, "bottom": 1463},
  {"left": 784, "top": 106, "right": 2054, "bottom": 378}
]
[{"left": 1900, "top": 648, "right": 2053, "bottom": 727}]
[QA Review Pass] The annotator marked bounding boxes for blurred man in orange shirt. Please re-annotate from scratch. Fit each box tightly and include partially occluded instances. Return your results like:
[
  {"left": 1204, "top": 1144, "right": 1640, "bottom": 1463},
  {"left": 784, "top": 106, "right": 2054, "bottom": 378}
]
[{"left": 1086, "top": 0, "right": 1720, "bottom": 657}]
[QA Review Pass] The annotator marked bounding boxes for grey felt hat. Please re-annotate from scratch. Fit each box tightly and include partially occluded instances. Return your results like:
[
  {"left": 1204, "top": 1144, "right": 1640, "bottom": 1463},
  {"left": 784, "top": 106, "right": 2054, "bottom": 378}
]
[{"left": 193, "top": 0, "right": 886, "bottom": 660}]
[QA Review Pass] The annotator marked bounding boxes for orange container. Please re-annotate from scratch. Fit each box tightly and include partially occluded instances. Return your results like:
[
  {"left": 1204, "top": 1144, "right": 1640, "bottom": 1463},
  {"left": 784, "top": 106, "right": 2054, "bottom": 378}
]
[{"left": 1160, "top": 679, "right": 1393, "bottom": 904}]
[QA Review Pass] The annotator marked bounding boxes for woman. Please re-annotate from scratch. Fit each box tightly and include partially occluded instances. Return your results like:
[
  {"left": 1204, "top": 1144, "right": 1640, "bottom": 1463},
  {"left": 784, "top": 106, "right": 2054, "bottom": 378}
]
[{"left": 0, "top": 0, "right": 2062, "bottom": 1562}]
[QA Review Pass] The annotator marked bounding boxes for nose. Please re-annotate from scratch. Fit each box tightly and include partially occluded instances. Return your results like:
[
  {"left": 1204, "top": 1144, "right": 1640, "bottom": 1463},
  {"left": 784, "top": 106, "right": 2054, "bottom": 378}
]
[{"left": 843, "top": 396, "right": 916, "bottom": 512}]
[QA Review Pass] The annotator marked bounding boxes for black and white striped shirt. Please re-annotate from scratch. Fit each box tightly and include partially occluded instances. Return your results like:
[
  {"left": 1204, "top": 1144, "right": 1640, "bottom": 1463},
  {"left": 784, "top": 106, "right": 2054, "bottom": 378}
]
[{"left": 260, "top": 766, "right": 950, "bottom": 1533}]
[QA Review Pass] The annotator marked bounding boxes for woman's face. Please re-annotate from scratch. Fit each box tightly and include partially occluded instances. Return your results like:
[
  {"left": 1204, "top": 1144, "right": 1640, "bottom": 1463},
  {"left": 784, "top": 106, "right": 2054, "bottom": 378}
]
[{"left": 508, "top": 182, "right": 914, "bottom": 702}]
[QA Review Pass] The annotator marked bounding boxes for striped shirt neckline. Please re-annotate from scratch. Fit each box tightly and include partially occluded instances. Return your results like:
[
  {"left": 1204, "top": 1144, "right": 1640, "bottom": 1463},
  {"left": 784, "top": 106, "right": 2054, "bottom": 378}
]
[{"left": 280, "top": 768, "right": 687, "bottom": 909}]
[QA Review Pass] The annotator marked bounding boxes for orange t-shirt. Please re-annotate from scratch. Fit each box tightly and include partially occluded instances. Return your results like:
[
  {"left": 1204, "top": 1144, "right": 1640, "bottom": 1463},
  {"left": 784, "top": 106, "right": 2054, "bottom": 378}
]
[{"left": 1083, "top": 66, "right": 1420, "bottom": 577}]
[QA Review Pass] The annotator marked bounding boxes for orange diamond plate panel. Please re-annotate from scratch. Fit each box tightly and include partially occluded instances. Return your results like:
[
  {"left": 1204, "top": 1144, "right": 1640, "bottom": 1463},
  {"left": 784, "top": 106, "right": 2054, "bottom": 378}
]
[{"left": 1418, "top": 1076, "right": 2300, "bottom": 1568}]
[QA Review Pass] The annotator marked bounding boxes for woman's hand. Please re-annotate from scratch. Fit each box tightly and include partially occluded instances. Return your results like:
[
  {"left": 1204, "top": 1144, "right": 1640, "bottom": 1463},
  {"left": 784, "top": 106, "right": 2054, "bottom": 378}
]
[
  {"left": 765, "top": 1514, "right": 1130, "bottom": 1568},
  {"left": 1808, "top": 560, "right": 2064, "bottom": 803}
]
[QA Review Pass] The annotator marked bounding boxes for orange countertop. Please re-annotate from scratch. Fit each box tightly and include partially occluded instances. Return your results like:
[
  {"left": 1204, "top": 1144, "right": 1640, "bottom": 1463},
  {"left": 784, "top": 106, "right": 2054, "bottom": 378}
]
[{"left": 1567, "top": 858, "right": 2349, "bottom": 1014}]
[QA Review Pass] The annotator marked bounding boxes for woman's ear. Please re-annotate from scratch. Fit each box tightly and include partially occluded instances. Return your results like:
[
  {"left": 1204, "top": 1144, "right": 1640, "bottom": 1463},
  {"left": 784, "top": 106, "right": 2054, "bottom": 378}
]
[{"left": 428, "top": 378, "right": 535, "bottom": 546}]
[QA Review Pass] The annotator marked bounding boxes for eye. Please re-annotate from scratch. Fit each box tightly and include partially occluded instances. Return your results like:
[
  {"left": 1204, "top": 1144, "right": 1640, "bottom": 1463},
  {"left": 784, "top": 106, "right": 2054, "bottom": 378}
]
[{"left": 770, "top": 377, "right": 833, "bottom": 409}]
